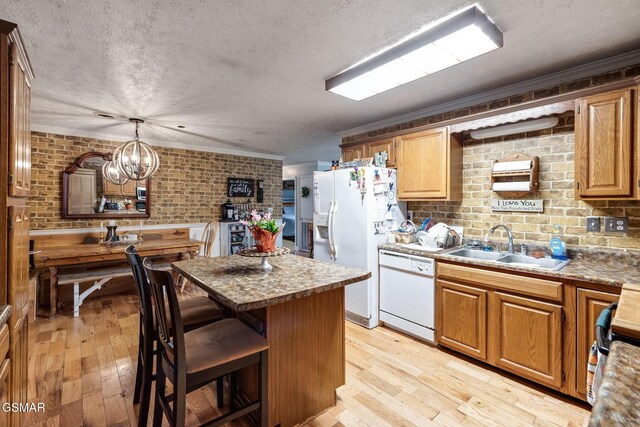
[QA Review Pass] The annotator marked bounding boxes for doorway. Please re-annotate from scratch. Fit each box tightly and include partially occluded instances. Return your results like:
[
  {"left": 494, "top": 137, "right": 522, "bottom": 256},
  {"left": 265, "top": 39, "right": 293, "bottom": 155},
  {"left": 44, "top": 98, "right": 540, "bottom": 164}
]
[{"left": 282, "top": 180, "right": 295, "bottom": 252}]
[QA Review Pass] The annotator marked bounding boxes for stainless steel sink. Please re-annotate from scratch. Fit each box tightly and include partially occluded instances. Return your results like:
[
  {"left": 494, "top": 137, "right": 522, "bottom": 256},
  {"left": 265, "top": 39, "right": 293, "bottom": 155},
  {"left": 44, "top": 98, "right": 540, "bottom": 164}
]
[
  {"left": 446, "top": 249, "right": 505, "bottom": 261},
  {"left": 495, "top": 254, "right": 570, "bottom": 271},
  {"left": 446, "top": 248, "right": 570, "bottom": 271}
]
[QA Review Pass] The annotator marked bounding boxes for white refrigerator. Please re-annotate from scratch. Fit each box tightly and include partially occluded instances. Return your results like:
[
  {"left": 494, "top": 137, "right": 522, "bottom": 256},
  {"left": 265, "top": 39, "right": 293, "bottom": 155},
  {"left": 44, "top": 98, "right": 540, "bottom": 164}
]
[{"left": 313, "top": 167, "right": 405, "bottom": 329}]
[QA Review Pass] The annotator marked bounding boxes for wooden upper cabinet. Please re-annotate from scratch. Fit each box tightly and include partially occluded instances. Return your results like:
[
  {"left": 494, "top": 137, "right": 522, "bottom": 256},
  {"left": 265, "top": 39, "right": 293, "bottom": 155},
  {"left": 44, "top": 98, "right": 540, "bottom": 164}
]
[
  {"left": 436, "top": 279, "right": 488, "bottom": 361},
  {"left": 102, "top": 179, "right": 122, "bottom": 196},
  {"left": 364, "top": 137, "right": 396, "bottom": 167},
  {"left": 396, "top": 128, "right": 462, "bottom": 200},
  {"left": 575, "top": 88, "right": 635, "bottom": 199},
  {"left": 341, "top": 144, "right": 364, "bottom": 162},
  {"left": 576, "top": 288, "right": 618, "bottom": 399},
  {"left": 103, "top": 179, "right": 140, "bottom": 197},
  {"left": 7, "top": 207, "right": 29, "bottom": 330},
  {"left": 489, "top": 292, "right": 563, "bottom": 388},
  {"left": 8, "top": 42, "right": 32, "bottom": 198},
  {"left": 121, "top": 179, "right": 137, "bottom": 197}
]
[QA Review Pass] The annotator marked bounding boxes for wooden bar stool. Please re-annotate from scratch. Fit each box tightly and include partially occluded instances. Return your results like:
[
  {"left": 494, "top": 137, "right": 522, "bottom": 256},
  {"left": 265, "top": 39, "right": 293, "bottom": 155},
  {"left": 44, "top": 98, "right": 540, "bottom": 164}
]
[
  {"left": 125, "top": 246, "right": 226, "bottom": 427},
  {"left": 143, "top": 258, "right": 269, "bottom": 427}
]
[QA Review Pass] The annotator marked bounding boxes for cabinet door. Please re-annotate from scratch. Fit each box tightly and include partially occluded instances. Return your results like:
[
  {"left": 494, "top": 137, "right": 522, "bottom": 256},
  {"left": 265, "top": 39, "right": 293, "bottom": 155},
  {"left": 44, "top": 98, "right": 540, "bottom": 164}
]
[
  {"left": 102, "top": 179, "right": 122, "bottom": 196},
  {"left": 0, "top": 360, "right": 10, "bottom": 427},
  {"left": 121, "top": 179, "right": 137, "bottom": 196},
  {"left": 7, "top": 207, "right": 29, "bottom": 331},
  {"left": 397, "top": 128, "right": 450, "bottom": 199},
  {"left": 9, "top": 316, "right": 27, "bottom": 427},
  {"left": 576, "top": 288, "right": 618, "bottom": 399},
  {"left": 575, "top": 89, "right": 634, "bottom": 198},
  {"left": 436, "top": 279, "right": 488, "bottom": 360},
  {"left": 490, "top": 292, "right": 563, "bottom": 388},
  {"left": 8, "top": 42, "right": 32, "bottom": 197},
  {"left": 341, "top": 144, "right": 364, "bottom": 162},
  {"left": 365, "top": 138, "right": 396, "bottom": 167}
]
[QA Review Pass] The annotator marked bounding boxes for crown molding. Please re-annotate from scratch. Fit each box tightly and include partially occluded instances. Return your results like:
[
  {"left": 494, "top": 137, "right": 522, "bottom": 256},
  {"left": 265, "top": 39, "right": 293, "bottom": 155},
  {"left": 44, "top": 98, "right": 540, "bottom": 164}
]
[
  {"left": 338, "top": 49, "right": 640, "bottom": 137},
  {"left": 30, "top": 124, "right": 286, "bottom": 161}
]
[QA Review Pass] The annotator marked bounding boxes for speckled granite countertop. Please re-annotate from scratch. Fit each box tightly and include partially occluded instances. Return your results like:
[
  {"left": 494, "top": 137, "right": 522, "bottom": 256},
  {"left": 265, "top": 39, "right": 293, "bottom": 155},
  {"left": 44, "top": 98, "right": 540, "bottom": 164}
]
[
  {"left": 589, "top": 341, "right": 640, "bottom": 426},
  {"left": 379, "top": 243, "right": 640, "bottom": 288},
  {"left": 0, "top": 305, "right": 11, "bottom": 327},
  {"left": 173, "top": 254, "right": 371, "bottom": 311}
]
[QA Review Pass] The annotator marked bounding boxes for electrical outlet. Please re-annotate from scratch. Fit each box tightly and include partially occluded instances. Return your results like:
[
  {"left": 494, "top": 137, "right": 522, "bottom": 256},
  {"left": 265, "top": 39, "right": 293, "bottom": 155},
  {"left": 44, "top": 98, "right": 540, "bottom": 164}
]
[
  {"left": 586, "top": 216, "right": 601, "bottom": 232},
  {"left": 604, "top": 217, "right": 628, "bottom": 233}
]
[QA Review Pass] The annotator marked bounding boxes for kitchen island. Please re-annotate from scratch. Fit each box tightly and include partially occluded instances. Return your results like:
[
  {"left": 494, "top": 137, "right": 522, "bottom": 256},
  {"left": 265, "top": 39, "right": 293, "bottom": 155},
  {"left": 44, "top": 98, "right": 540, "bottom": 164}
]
[{"left": 172, "top": 254, "right": 371, "bottom": 427}]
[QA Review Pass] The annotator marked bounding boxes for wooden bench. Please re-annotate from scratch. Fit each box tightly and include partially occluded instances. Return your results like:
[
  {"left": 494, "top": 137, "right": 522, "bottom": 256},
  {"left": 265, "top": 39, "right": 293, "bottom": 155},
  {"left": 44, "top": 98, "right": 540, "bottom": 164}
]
[{"left": 58, "top": 267, "right": 133, "bottom": 317}]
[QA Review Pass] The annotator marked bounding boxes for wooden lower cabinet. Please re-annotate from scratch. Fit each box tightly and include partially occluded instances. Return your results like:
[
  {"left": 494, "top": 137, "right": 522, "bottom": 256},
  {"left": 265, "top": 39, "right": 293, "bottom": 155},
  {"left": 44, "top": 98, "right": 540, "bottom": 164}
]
[
  {"left": 0, "top": 359, "right": 10, "bottom": 427},
  {"left": 576, "top": 288, "right": 619, "bottom": 399},
  {"left": 489, "top": 292, "right": 563, "bottom": 388},
  {"left": 9, "top": 313, "right": 28, "bottom": 427},
  {"left": 436, "top": 280, "right": 487, "bottom": 360}
]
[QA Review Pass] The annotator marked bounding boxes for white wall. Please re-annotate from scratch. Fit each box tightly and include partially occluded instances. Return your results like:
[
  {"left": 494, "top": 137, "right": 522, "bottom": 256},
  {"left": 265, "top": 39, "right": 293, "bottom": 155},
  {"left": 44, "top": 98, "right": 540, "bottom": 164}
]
[{"left": 283, "top": 161, "right": 331, "bottom": 181}]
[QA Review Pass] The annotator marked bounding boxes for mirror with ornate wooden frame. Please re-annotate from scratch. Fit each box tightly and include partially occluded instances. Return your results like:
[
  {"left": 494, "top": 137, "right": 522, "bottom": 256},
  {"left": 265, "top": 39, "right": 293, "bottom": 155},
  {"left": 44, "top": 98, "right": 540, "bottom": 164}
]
[{"left": 62, "top": 152, "right": 151, "bottom": 219}]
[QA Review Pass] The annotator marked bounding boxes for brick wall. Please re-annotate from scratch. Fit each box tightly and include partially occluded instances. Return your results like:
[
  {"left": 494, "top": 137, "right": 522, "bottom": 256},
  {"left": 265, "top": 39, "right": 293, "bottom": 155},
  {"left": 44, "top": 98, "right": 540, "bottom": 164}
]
[
  {"left": 409, "top": 114, "right": 640, "bottom": 250},
  {"left": 30, "top": 132, "right": 283, "bottom": 230}
]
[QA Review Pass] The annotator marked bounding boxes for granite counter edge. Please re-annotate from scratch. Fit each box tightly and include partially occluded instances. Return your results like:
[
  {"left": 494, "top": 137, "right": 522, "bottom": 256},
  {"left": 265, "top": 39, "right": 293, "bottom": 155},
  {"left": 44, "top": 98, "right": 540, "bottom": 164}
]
[
  {"left": 379, "top": 244, "right": 627, "bottom": 288},
  {"left": 172, "top": 263, "right": 371, "bottom": 312}
]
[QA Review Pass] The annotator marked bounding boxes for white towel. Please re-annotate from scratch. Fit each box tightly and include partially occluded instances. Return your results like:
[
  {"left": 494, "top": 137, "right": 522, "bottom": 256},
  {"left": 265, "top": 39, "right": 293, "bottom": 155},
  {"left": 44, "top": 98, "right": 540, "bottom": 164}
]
[
  {"left": 493, "top": 160, "right": 532, "bottom": 172},
  {"left": 492, "top": 181, "right": 531, "bottom": 192}
]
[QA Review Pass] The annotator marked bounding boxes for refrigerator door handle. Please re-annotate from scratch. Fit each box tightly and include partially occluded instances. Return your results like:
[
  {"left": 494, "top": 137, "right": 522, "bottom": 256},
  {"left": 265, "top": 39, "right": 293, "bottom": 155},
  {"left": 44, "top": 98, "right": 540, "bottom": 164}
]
[
  {"left": 327, "top": 201, "right": 335, "bottom": 259},
  {"left": 331, "top": 200, "right": 338, "bottom": 260}
]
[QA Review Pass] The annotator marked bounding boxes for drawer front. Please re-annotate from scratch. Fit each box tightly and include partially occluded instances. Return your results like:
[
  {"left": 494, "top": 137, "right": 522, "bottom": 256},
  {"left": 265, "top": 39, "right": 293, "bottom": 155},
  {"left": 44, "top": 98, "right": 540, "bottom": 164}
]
[{"left": 437, "top": 262, "right": 563, "bottom": 302}]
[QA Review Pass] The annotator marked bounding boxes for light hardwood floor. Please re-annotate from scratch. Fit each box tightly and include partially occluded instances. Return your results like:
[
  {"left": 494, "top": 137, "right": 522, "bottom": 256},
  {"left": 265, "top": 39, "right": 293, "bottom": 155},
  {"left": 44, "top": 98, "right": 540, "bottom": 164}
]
[{"left": 25, "top": 286, "right": 591, "bottom": 426}]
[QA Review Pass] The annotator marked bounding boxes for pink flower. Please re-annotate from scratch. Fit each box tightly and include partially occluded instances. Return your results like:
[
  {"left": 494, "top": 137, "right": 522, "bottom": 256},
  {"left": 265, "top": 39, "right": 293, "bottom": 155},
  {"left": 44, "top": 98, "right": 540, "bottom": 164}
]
[
  {"left": 240, "top": 220, "right": 249, "bottom": 226},
  {"left": 264, "top": 211, "right": 271, "bottom": 220},
  {"left": 251, "top": 209, "right": 260, "bottom": 221}
]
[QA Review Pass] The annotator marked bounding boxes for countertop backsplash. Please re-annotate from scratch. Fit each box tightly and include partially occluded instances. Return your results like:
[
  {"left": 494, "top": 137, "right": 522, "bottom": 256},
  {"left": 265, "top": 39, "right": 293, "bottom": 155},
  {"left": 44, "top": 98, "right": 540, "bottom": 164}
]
[{"left": 410, "top": 124, "right": 640, "bottom": 252}]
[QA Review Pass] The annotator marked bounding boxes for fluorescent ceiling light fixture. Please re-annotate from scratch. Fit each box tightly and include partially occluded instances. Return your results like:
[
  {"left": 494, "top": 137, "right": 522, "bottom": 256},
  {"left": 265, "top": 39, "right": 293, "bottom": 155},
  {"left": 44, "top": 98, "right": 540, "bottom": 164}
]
[
  {"left": 326, "top": 6, "right": 503, "bottom": 101},
  {"left": 469, "top": 117, "right": 559, "bottom": 140}
]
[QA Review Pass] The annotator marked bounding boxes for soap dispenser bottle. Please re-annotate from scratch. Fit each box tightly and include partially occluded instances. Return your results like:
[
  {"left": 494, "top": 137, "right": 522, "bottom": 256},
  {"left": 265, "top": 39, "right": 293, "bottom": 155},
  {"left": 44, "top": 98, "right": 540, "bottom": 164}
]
[{"left": 549, "top": 224, "right": 568, "bottom": 260}]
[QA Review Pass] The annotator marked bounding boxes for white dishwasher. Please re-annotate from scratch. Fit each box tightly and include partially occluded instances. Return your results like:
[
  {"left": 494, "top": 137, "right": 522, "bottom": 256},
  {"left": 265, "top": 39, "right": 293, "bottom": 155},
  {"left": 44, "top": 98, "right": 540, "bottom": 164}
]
[{"left": 379, "top": 250, "right": 435, "bottom": 343}]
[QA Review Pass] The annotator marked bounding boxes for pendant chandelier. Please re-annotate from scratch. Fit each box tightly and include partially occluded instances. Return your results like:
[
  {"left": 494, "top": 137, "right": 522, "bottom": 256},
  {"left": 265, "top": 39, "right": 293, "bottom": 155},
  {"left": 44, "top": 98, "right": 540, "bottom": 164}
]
[
  {"left": 114, "top": 118, "right": 160, "bottom": 181},
  {"left": 102, "top": 160, "right": 129, "bottom": 185}
]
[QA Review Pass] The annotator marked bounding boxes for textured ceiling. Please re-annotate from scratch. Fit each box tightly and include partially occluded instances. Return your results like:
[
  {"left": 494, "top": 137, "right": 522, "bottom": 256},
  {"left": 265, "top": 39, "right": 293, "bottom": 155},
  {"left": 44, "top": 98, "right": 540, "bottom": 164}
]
[{"left": 2, "top": 0, "right": 640, "bottom": 164}]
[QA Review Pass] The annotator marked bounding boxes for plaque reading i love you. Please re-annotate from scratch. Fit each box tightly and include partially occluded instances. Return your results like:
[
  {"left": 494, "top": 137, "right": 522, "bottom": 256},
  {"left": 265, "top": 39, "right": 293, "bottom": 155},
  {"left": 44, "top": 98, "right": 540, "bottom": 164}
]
[
  {"left": 491, "top": 199, "right": 544, "bottom": 212},
  {"left": 227, "top": 178, "right": 255, "bottom": 197}
]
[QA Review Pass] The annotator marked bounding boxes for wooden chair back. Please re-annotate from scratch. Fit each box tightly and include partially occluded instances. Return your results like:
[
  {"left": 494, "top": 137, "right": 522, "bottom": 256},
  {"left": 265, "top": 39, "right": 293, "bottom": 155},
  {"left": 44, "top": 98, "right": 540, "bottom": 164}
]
[
  {"left": 143, "top": 257, "right": 184, "bottom": 366},
  {"left": 124, "top": 245, "right": 153, "bottom": 325},
  {"left": 200, "top": 221, "right": 218, "bottom": 258}
]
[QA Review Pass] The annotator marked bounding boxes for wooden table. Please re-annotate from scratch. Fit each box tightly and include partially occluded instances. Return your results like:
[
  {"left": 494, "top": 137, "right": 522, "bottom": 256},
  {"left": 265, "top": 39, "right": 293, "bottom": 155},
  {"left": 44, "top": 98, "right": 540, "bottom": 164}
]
[
  {"left": 172, "top": 254, "right": 371, "bottom": 427},
  {"left": 34, "top": 239, "right": 202, "bottom": 319}
]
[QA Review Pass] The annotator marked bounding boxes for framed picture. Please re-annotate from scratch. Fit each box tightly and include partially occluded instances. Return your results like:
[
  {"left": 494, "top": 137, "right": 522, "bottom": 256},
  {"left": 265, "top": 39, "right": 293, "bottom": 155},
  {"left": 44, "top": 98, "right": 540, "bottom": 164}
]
[{"left": 227, "top": 177, "right": 255, "bottom": 197}]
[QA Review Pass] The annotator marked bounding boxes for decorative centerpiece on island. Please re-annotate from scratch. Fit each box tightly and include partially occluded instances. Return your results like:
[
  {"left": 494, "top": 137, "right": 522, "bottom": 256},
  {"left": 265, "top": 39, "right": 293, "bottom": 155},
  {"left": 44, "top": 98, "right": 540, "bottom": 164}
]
[{"left": 241, "top": 210, "right": 284, "bottom": 253}]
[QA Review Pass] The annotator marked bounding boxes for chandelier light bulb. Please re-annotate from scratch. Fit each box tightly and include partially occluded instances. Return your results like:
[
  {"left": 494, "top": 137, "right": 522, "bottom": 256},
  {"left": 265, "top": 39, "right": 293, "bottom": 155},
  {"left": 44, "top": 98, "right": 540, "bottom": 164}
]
[
  {"left": 114, "top": 119, "right": 160, "bottom": 181},
  {"left": 102, "top": 160, "right": 129, "bottom": 185}
]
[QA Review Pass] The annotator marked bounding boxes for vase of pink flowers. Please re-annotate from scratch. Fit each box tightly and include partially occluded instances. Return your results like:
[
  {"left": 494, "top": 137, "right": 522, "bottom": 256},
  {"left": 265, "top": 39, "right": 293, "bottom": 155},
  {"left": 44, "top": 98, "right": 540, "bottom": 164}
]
[{"left": 241, "top": 210, "right": 284, "bottom": 253}]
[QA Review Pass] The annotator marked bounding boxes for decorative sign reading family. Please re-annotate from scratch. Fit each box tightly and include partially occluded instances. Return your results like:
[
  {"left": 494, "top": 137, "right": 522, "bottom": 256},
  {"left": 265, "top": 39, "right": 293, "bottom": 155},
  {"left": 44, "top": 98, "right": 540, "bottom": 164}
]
[
  {"left": 491, "top": 199, "right": 544, "bottom": 213},
  {"left": 227, "top": 178, "right": 255, "bottom": 197}
]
